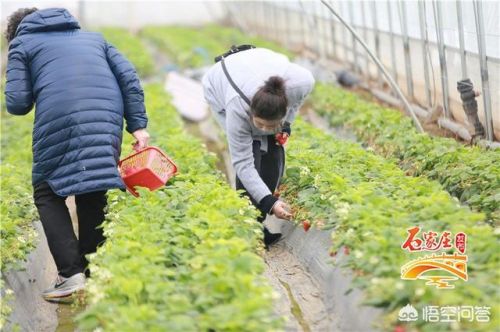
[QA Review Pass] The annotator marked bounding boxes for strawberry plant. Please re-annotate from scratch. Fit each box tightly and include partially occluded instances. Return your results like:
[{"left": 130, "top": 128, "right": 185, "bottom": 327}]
[
  {"left": 77, "top": 85, "right": 281, "bottom": 331},
  {"left": 311, "top": 83, "right": 500, "bottom": 225},
  {"left": 0, "top": 93, "right": 38, "bottom": 329},
  {"left": 280, "top": 118, "right": 499, "bottom": 331}
]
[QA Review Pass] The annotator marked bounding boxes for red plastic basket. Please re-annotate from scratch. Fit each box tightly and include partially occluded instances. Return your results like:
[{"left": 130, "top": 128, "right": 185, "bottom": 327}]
[{"left": 118, "top": 146, "right": 178, "bottom": 197}]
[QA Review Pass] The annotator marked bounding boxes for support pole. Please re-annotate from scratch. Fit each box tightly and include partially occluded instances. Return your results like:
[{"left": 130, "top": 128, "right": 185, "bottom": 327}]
[{"left": 320, "top": 0, "right": 424, "bottom": 133}]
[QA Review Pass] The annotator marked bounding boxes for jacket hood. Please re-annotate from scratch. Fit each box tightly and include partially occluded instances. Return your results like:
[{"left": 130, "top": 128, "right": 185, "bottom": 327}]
[{"left": 15, "top": 8, "right": 80, "bottom": 37}]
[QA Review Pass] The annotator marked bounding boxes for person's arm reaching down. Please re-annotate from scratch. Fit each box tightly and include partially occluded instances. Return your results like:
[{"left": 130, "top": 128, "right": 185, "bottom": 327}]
[
  {"left": 226, "top": 98, "right": 292, "bottom": 219},
  {"left": 105, "top": 42, "right": 149, "bottom": 148}
]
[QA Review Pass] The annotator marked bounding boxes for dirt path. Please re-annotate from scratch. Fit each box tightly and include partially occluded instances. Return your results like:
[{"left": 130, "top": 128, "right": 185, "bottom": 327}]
[
  {"left": 264, "top": 240, "right": 332, "bottom": 331},
  {"left": 3, "top": 221, "right": 59, "bottom": 331},
  {"left": 3, "top": 196, "right": 83, "bottom": 332}
]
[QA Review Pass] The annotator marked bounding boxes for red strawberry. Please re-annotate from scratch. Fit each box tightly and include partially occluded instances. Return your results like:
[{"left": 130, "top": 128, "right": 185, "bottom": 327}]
[
  {"left": 343, "top": 246, "right": 350, "bottom": 255},
  {"left": 275, "top": 132, "right": 289, "bottom": 146},
  {"left": 302, "top": 220, "right": 311, "bottom": 232},
  {"left": 393, "top": 325, "right": 405, "bottom": 332}
]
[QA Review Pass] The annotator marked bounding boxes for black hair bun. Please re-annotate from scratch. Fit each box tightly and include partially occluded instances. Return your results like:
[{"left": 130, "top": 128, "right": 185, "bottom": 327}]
[{"left": 264, "top": 76, "right": 285, "bottom": 95}]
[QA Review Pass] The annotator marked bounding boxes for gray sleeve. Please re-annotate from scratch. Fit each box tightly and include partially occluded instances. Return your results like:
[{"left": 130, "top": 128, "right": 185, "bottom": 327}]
[
  {"left": 226, "top": 98, "right": 272, "bottom": 203},
  {"left": 285, "top": 67, "right": 315, "bottom": 124}
]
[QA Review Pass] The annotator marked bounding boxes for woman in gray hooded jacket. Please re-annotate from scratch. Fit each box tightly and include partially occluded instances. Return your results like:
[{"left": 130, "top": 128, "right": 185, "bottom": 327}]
[{"left": 202, "top": 47, "right": 315, "bottom": 247}]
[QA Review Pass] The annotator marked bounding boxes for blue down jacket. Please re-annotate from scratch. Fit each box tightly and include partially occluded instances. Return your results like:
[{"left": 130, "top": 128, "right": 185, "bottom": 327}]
[{"left": 5, "top": 8, "right": 148, "bottom": 196}]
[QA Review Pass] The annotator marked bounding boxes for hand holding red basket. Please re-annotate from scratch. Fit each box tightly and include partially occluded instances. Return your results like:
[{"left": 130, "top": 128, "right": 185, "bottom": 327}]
[{"left": 118, "top": 144, "right": 178, "bottom": 197}]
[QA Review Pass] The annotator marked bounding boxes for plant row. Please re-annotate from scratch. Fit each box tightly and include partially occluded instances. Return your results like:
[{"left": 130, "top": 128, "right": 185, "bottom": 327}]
[
  {"left": 279, "top": 118, "right": 499, "bottom": 332},
  {"left": 0, "top": 92, "right": 38, "bottom": 328},
  {"left": 137, "top": 26, "right": 499, "bottom": 330},
  {"left": 76, "top": 84, "right": 281, "bottom": 331},
  {"left": 140, "top": 24, "right": 293, "bottom": 69},
  {"left": 311, "top": 83, "right": 500, "bottom": 225}
]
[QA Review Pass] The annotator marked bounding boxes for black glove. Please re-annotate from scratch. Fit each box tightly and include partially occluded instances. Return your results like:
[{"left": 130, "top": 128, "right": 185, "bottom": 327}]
[
  {"left": 275, "top": 122, "right": 291, "bottom": 146},
  {"left": 258, "top": 194, "right": 279, "bottom": 214},
  {"left": 281, "top": 121, "right": 291, "bottom": 136}
]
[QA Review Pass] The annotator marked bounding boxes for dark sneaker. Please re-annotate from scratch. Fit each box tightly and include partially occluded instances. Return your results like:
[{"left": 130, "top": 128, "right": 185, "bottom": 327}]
[
  {"left": 264, "top": 227, "right": 282, "bottom": 249},
  {"left": 42, "top": 272, "right": 85, "bottom": 302}
]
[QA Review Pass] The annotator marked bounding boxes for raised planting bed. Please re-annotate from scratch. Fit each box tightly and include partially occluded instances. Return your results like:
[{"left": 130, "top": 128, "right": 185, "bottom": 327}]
[
  {"left": 278, "top": 118, "right": 499, "bottom": 332},
  {"left": 140, "top": 24, "right": 293, "bottom": 69},
  {"left": 76, "top": 84, "right": 281, "bottom": 331},
  {"left": 0, "top": 108, "right": 38, "bottom": 329},
  {"left": 311, "top": 83, "right": 500, "bottom": 225},
  {"left": 0, "top": 112, "right": 37, "bottom": 271}
]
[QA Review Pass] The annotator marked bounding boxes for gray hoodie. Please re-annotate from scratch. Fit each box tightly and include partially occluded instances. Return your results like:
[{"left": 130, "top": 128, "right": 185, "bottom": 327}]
[{"left": 202, "top": 48, "right": 315, "bottom": 204}]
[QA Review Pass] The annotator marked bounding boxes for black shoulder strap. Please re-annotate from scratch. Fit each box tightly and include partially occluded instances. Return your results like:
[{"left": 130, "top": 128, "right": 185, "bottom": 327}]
[
  {"left": 221, "top": 57, "right": 252, "bottom": 107},
  {"left": 214, "top": 44, "right": 255, "bottom": 63}
]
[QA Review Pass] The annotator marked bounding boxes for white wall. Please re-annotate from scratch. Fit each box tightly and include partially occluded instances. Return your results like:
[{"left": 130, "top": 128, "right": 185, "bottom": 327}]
[{"left": 1, "top": 1, "right": 225, "bottom": 30}]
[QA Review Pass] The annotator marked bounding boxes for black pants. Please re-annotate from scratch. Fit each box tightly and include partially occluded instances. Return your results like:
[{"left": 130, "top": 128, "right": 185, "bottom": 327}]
[
  {"left": 236, "top": 135, "right": 285, "bottom": 222},
  {"left": 33, "top": 182, "right": 107, "bottom": 278}
]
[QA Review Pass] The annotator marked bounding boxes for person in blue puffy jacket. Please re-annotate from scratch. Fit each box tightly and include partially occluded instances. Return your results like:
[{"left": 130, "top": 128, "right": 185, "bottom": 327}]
[{"left": 4, "top": 7, "right": 150, "bottom": 301}]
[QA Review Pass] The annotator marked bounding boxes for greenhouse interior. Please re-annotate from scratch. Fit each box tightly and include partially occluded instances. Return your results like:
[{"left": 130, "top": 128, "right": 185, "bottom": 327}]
[{"left": 0, "top": 1, "right": 499, "bottom": 331}]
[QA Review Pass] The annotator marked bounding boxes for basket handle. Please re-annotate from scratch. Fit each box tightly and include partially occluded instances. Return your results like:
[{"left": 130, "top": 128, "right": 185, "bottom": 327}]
[{"left": 132, "top": 141, "right": 144, "bottom": 152}]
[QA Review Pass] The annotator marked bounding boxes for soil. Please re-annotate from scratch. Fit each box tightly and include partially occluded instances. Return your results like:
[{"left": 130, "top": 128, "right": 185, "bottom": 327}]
[
  {"left": 264, "top": 241, "right": 333, "bottom": 332},
  {"left": 3, "top": 197, "right": 83, "bottom": 332}
]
